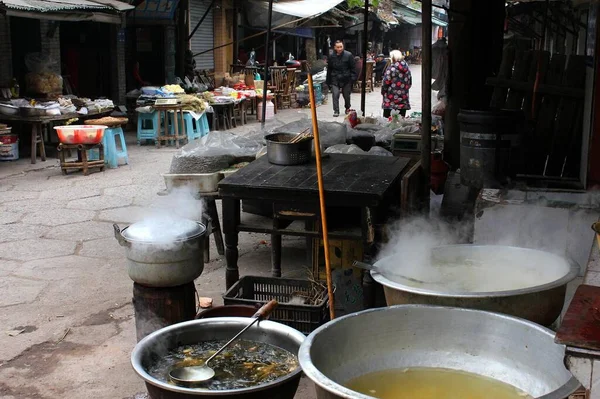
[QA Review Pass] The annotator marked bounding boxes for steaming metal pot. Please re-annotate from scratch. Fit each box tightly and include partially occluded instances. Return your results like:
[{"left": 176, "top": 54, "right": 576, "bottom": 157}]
[{"left": 114, "top": 218, "right": 206, "bottom": 287}]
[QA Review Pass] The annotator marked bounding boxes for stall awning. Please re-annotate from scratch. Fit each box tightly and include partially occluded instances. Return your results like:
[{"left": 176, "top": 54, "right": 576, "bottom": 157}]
[
  {"left": 254, "top": 0, "right": 345, "bottom": 19},
  {"left": 0, "top": 0, "right": 134, "bottom": 23},
  {"left": 273, "top": 27, "right": 314, "bottom": 38}
]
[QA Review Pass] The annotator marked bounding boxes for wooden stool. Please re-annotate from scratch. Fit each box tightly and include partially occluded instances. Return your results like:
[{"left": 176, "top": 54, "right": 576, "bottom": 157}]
[
  {"left": 154, "top": 105, "right": 187, "bottom": 149},
  {"left": 58, "top": 143, "right": 104, "bottom": 176}
]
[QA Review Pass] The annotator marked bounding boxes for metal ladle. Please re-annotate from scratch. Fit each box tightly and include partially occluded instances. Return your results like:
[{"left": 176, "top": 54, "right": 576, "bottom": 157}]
[
  {"left": 168, "top": 300, "right": 278, "bottom": 385},
  {"left": 353, "top": 260, "right": 434, "bottom": 285}
]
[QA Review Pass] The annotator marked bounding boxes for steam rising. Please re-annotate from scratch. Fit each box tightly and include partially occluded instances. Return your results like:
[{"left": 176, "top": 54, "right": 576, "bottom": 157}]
[
  {"left": 376, "top": 216, "right": 573, "bottom": 293},
  {"left": 129, "top": 186, "right": 205, "bottom": 250}
]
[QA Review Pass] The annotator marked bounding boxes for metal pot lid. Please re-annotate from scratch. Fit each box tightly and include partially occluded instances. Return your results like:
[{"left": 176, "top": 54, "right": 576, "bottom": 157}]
[{"left": 122, "top": 216, "right": 205, "bottom": 243}]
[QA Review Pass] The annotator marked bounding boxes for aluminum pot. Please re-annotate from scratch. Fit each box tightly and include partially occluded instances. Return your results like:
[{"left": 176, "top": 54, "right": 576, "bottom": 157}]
[
  {"left": 131, "top": 317, "right": 305, "bottom": 398},
  {"left": 265, "top": 133, "right": 312, "bottom": 166},
  {"left": 371, "top": 245, "right": 579, "bottom": 326},
  {"left": 114, "top": 218, "right": 206, "bottom": 287},
  {"left": 299, "top": 305, "right": 580, "bottom": 399}
]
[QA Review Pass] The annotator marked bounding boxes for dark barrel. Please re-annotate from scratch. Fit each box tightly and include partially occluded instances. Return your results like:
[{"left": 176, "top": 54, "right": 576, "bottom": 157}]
[{"left": 458, "top": 109, "right": 523, "bottom": 188}]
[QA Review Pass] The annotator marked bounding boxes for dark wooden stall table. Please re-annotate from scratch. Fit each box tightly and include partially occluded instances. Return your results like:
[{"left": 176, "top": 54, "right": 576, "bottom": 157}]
[
  {"left": 218, "top": 153, "right": 411, "bottom": 308},
  {"left": 0, "top": 109, "right": 113, "bottom": 164}
]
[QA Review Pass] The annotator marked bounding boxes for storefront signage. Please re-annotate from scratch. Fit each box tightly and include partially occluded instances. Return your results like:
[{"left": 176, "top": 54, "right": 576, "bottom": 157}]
[{"left": 133, "top": 0, "right": 180, "bottom": 20}]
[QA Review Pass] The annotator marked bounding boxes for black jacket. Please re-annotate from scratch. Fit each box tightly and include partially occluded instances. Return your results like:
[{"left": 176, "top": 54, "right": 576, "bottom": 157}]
[{"left": 326, "top": 50, "right": 357, "bottom": 87}]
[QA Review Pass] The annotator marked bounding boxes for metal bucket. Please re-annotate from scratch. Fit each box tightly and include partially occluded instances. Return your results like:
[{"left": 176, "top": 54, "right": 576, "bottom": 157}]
[
  {"left": 265, "top": 133, "right": 312, "bottom": 166},
  {"left": 299, "top": 305, "right": 580, "bottom": 399},
  {"left": 458, "top": 109, "right": 523, "bottom": 188},
  {"left": 131, "top": 318, "right": 305, "bottom": 398}
]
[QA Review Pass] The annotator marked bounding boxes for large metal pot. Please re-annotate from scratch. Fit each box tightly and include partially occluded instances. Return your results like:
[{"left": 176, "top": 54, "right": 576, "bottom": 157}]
[
  {"left": 131, "top": 317, "right": 305, "bottom": 398},
  {"left": 371, "top": 245, "right": 579, "bottom": 326},
  {"left": 114, "top": 218, "right": 206, "bottom": 287},
  {"left": 299, "top": 305, "right": 580, "bottom": 399}
]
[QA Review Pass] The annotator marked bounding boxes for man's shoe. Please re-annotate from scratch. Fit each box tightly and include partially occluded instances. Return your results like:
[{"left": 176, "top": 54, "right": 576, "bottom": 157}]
[
  {"left": 333, "top": 112, "right": 340, "bottom": 117},
  {"left": 345, "top": 108, "right": 351, "bottom": 114}
]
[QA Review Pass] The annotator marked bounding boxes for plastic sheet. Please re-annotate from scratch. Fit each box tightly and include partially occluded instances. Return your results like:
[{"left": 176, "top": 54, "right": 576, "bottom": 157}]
[
  {"left": 24, "top": 53, "right": 63, "bottom": 94},
  {"left": 273, "top": 118, "right": 347, "bottom": 149},
  {"left": 170, "top": 132, "right": 264, "bottom": 173},
  {"left": 324, "top": 144, "right": 392, "bottom": 157}
]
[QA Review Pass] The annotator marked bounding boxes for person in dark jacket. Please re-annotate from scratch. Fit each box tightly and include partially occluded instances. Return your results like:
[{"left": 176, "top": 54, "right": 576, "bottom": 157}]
[{"left": 326, "top": 40, "right": 357, "bottom": 117}]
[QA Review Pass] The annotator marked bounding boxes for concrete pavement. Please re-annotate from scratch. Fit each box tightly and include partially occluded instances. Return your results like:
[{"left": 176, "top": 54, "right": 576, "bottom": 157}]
[{"left": 0, "top": 84, "right": 422, "bottom": 399}]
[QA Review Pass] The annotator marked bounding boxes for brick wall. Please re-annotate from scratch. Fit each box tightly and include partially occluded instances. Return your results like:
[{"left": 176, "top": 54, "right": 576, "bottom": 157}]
[
  {"left": 0, "top": 16, "right": 12, "bottom": 86},
  {"left": 39, "top": 20, "right": 61, "bottom": 75},
  {"left": 109, "top": 26, "right": 126, "bottom": 104},
  {"left": 213, "top": 0, "right": 233, "bottom": 74}
]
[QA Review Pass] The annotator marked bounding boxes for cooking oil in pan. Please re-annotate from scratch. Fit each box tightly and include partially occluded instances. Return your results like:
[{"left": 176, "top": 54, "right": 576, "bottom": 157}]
[{"left": 345, "top": 367, "right": 533, "bottom": 399}]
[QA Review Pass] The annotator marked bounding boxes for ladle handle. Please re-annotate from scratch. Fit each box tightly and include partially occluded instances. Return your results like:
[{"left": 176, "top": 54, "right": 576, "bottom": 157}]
[
  {"left": 352, "top": 260, "right": 377, "bottom": 272},
  {"left": 204, "top": 300, "right": 279, "bottom": 367},
  {"left": 253, "top": 300, "right": 278, "bottom": 320}
]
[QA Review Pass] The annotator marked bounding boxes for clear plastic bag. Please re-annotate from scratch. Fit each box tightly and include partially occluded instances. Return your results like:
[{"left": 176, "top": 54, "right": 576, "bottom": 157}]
[
  {"left": 25, "top": 53, "right": 63, "bottom": 94},
  {"left": 367, "top": 146, "right": 393, "bottom": 157},
  {"left": 324, "top": 144, "right": 365, "bottom": 155},
  {"left": 170, "top": 131, "right": 264, "bottom": 173}
]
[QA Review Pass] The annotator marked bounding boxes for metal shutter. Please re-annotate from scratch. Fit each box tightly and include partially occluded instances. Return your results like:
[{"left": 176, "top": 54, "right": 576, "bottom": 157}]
[{"left": 189, "top": 0, "right": 214, "bottom": 70}]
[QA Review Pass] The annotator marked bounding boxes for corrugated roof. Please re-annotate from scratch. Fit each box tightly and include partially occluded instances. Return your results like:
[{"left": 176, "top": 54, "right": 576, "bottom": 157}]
[{"left": 0, "top": 0, "right": 132, "bottom": 12}]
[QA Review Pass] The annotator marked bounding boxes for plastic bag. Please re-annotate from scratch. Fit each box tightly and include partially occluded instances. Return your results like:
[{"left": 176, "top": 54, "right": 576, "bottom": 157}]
[
  {"left": 346, "top": 110, "right": 359, "bottom": 128},
  {"left": 432, "top": 98, "right": 446, "bottom": 116},
  {"left": 25, "top": 53, "right": 63, "bottom": 94},
  {"left": 367, "top": 146, "right": 393, "bottom": 157},
  {"left": 170, "top": 132, "right": 264, "bottom": 173},
  {"left": 354, "top": 123, "right": 382, "bottom": 132},
  {"left": 373, "top": 126, "right": 395, "bottom": 147},
  {"left": 347, "top": 128, "right": 375, "bottom": 151},
  {"left": 324, "top": 144, "right": 365, "bottom": 155}
]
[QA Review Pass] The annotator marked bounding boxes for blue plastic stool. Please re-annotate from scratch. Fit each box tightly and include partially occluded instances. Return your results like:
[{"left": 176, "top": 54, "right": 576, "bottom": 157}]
[
  {"left": 198, "top": 113, "right": 210, "bottom": 137},
  {"left": 137, "top": 111, "right": 159, "bottom": 145},
  {"left": 104, "top": 127, "right": 129, "bottom": 168}
]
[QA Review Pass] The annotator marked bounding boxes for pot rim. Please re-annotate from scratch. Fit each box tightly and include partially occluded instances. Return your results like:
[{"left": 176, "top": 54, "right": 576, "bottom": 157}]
[
  {"left": 131, "top": 317, "right": 305, "bottom": 396},
  {"left": 298, "top": 305, "right": 580, "bottom": 399},
  {"left": 120, "top": 222, "right": 206, "bottom": 244},
  {"left": 371, "top": 245, "right": 580, "bottom": 299}
]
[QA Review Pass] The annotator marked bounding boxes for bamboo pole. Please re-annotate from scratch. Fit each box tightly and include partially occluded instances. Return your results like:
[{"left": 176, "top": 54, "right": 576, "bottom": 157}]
[
  {"left": 421, "top": 0, "right": 432, "bottom": 214},
  {"left": 262, "top": 0, "right": 274, "bottom": 128},
  {"left": 307, "top": 73, "right": 335, "bottom": 321}
]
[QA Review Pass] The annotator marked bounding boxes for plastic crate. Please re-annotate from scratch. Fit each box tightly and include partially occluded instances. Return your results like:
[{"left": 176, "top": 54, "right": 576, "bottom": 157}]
[{"left": 223, "top": 276, "right": 330, "bottom": 335}]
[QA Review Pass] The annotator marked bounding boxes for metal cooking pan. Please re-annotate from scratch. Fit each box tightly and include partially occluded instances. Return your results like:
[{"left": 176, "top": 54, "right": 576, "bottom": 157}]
[{"left": 367, "top": 245, "right": 579, "bottom": 326}]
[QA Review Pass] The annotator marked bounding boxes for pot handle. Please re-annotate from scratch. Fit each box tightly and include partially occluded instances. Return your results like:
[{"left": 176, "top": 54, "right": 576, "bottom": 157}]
[
  {"left": 352, "top": 260, "right": 377, "bottom": 272},
  {"left": 113, "top": 224, "right": 130, "bottom": 247}
]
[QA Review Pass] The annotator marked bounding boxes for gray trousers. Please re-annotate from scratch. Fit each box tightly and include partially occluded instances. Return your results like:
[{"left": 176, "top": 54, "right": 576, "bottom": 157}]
[{"left": 331, "top": 83, "right": 352, "bottom": 113}]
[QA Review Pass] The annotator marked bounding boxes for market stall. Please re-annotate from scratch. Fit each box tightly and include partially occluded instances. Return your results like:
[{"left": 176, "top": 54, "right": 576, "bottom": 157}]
[{"left": 0, "top": 97, "right": 115, "bottom": 164}]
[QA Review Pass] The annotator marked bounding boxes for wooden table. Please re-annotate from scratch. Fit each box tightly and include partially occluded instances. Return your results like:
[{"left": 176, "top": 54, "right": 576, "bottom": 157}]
[
  {"left": 0, "top": 110, "right": 112, "bottom": 164},
  {"left": 154, "top": 104, "right": 187, "bottom": 149},
  {"left": 218, "top": 154, "right": 411, "bottom": 307}
]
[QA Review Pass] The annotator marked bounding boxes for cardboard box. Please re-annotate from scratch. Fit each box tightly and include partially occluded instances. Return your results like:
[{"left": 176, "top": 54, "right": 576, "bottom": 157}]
[{"left": 312, "top": 238, "right": 363, "bottom": 281}]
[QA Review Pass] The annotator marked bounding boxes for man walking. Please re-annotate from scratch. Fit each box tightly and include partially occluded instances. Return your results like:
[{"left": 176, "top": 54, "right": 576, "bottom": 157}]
[{"left": 326, "top": 40, "right": 357, "bottom": 117}]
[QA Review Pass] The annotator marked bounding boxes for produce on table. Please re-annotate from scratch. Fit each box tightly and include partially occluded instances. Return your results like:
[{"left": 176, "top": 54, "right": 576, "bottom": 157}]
[
  {"left": 178, "top": 94, "right": 208, "bottom": 113},
  {"left": 162, "top": 84, "right": 185, "bottom": 94},
  {"left": 25, "top": 72, "right": 63, "bottom": 94}
]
